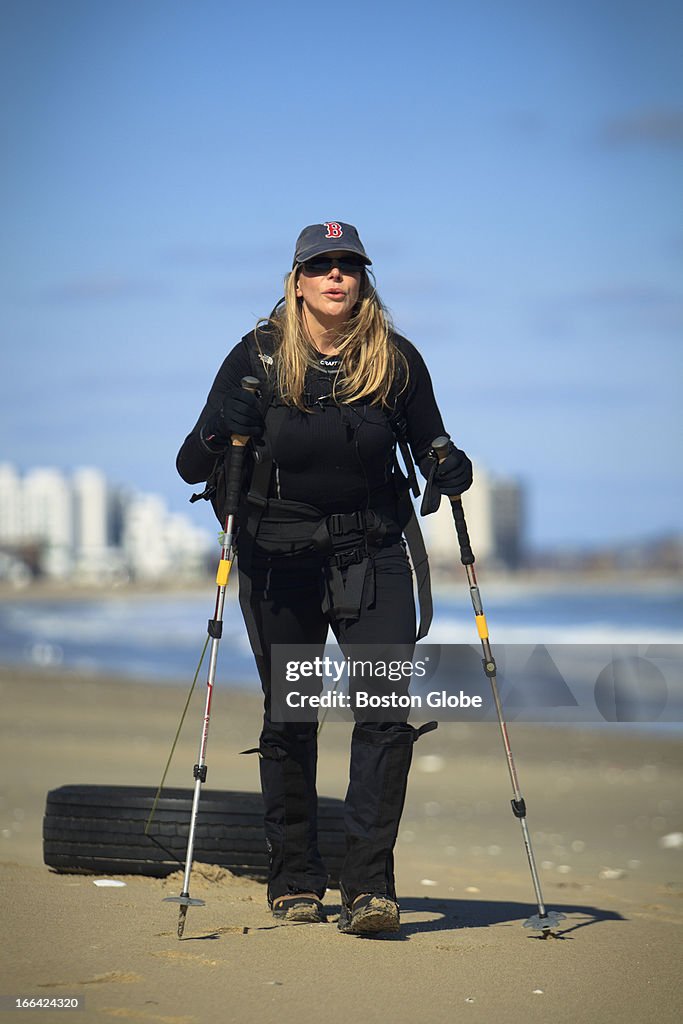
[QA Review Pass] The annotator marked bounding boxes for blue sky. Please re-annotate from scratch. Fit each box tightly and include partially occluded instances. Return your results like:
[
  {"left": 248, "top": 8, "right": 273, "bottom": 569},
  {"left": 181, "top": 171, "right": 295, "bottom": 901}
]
[{"left": 2, "top": 0, "right": 682, "bottom": 548}]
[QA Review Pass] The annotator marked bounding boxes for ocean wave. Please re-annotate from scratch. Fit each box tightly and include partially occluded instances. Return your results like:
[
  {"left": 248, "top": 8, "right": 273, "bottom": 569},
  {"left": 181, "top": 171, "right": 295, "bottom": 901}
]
[{"left": 424, "top": 616, "right": 683, "bottom": 646}]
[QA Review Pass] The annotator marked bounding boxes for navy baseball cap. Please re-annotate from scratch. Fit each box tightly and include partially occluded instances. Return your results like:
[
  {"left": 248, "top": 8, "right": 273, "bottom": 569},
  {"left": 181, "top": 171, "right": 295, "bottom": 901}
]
[{"left": 293, "top": 222, "right": 372, "bottom": 266}]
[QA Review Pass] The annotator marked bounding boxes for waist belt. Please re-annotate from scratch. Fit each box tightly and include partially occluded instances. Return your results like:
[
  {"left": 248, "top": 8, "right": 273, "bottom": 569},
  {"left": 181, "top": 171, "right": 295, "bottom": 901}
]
[
  {"left": 239, "top": 496, "right": 431, "bottom": 644},
  {"left": 247, "top": 500, "right": 397, "bottom": 555}
]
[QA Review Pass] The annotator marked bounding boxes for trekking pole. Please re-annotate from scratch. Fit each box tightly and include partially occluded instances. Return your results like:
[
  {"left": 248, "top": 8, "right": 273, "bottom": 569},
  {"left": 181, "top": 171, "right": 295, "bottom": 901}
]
[
  {"left": 164, "top": 375, "right": 260, "bottom": 939},
  {"left": 432, "top": 436, "right": 565, "bottom": 938}
]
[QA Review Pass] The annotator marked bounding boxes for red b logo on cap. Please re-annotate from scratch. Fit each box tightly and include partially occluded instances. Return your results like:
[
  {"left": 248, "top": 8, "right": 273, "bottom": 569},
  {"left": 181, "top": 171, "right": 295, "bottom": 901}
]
[{"left": 324, "top": 222, "right": 343, "bottom": 238}]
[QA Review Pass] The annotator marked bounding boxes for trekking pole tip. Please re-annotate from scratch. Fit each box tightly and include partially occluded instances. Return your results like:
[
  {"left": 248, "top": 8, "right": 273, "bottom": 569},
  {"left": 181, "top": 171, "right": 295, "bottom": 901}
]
[
  {"left": 163, "top": 894, "right": 206, "bottom": 939},
  {"left": 524, "top": 910, "right": 567, "bottom": 937}
]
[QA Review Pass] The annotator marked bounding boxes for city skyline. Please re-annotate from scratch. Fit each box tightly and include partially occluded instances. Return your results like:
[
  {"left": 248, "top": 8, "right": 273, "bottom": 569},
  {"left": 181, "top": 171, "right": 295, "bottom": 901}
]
[{"left": 0, "top": 460, "right": 212, "bottom": 582}]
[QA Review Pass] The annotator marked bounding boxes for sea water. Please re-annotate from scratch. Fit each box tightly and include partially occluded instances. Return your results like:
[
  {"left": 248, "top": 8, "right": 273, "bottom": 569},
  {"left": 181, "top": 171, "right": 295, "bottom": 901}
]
[{"left": 1, "top": 580, "right": 680, "bottom": 694}]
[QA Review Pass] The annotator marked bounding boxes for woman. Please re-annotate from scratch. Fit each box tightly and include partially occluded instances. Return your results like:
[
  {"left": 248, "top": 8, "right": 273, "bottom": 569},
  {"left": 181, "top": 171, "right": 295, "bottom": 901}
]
[{"left": 176, "top": 221, "right": 473, "bottom": 935}]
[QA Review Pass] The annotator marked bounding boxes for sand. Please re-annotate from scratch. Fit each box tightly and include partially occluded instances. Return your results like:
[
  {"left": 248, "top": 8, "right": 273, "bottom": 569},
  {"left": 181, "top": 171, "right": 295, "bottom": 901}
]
[{"left": 1, "top": 664, "right": 682, "bottom": 1024}]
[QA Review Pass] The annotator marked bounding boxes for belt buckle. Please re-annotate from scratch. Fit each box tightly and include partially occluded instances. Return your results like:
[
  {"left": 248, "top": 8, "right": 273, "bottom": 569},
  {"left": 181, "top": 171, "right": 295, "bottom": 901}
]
[
  {"left": 329, "top": 513, "right": 343, "bottom": 536},
  {"left": 328, "top": 510, "right": 366, "bottom": 537},
  {"left": 332, "top": 546, "right": 365, "bottom": 570}
]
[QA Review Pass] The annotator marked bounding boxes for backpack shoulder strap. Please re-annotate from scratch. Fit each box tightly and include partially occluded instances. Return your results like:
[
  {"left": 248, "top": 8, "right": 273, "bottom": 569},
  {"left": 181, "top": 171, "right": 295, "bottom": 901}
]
[
  {"left": 248, "top": 326, "right": 277, "bottom": 410},
  {"left": 242, "top": 326, "right": 283, "bottom": 513},
  {"left": 386, "top": 350, "right": 421, "bottom": 499},
  {"left": 385, "top": 335, "right": 432, "bottom": 637}
]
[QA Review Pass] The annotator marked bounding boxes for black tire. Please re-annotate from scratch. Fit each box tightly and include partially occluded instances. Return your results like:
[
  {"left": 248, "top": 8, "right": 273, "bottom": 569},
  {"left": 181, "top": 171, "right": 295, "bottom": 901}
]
[{"left": 43, "top": 785, "right": 345, "bottom": 884}]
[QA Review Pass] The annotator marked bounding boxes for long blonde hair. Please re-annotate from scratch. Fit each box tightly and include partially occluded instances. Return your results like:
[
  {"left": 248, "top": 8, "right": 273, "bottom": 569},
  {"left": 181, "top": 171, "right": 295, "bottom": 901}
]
[{"left": 256, "top": 267, "right": 407, "bottom": 411}]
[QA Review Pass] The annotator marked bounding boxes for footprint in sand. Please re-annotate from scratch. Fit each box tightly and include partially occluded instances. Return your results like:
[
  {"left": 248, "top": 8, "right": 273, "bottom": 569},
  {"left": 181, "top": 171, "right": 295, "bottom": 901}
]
[
  {"left": 38, "top": 972, "right": 144, "bottom": 988},
  {"left": 150, "top": 950, "right": 221, "bottom": 967},
  {"left": 101, "top": 1010, "right": 196, "bottom": 1023}
]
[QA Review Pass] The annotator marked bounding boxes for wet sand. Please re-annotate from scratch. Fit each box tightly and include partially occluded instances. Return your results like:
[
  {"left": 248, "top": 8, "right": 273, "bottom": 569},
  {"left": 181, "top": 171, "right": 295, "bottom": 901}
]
[{"left": 1, "top": 665, "right": 682, "bottom": 1024}]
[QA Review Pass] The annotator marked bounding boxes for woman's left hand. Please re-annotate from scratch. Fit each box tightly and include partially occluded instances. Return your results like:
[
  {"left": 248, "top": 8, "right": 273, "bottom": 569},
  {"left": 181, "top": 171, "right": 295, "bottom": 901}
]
[{"left": 434, "top": 444, "right": 473, "bottom": 495}]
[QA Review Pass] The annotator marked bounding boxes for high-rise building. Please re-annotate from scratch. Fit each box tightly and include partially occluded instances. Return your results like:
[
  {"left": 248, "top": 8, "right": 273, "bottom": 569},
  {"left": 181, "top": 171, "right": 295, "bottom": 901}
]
[
  {"left": 22, "top": 468, "right": 74, "bottom": 576},
  {"left": 490, "top": 478, "right": 524, "bottom": 569},
  {"left": 122, "top": 493, "right": 170, "bottom": 579},
  {"left": 73, "top": 467, "right": 109, "bottom": 557},
  {"left": 419, "top": 459, "right": 524, "bottom": 572},
  {"left": 0, "top": 463, "right": 23, "bottom": 543},
  {"left": 121, "top": 493, "right": 212, "bottom": 580}
]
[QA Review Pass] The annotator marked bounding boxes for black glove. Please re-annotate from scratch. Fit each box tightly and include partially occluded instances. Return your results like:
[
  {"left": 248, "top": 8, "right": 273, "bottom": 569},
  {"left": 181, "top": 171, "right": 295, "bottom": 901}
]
[
  {"left": 419, "top": 441, "right": 473, "bottom": 515},
  {"left": 201, "top": 388, "right": 264, "bottom": 447},
  {"left": 434, "top": 444, "right": 473, "bottom": 495}
]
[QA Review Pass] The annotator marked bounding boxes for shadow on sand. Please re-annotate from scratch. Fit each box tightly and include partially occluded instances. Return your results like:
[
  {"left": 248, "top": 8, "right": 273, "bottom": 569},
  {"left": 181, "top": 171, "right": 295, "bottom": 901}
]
[
  {"left": 186, "top": 896, "right": 624, "bottom": 942},
  {"left": 323, "top": 895, "right": 624, "bottom": 941}
]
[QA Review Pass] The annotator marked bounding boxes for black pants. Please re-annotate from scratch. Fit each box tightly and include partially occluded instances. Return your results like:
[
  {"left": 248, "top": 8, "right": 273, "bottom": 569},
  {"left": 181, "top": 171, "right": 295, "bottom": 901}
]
[{"left": 238, "top": 540, "right": 425, "bottom": 906}]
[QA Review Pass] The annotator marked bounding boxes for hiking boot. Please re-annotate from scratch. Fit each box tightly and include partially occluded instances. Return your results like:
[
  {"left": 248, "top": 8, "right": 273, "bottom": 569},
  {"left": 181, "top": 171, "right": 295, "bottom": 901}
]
[
  {"left": 271, "top": 893, "right": 326, "bottom": 923},
  {"left": 338, "top": 893, "right": 400, "bottom": 935}
]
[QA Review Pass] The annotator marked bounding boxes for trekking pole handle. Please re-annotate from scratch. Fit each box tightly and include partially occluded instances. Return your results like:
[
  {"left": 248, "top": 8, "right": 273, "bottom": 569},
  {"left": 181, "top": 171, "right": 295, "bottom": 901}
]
[
  {"left": 231, "top": 376, "right": 261, "bottom": 447},
  {"left": 223, "top": 376, "right": 260, "bottom": 517},
  {"left": 431, "top": 435, "right": 475, "bottom": 566}
]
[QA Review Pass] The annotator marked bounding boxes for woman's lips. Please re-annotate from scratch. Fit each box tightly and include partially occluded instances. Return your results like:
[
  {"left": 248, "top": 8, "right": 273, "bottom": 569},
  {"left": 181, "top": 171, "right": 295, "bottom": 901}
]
[{"left": 324, "top": 289, "right": 345, "bottom": 298}]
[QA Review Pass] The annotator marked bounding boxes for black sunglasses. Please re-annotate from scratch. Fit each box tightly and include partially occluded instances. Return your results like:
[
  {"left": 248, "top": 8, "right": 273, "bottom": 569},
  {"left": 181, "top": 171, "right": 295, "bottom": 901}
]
[{"left": 300, "top": 255, "right": 366, "bottom": 275}]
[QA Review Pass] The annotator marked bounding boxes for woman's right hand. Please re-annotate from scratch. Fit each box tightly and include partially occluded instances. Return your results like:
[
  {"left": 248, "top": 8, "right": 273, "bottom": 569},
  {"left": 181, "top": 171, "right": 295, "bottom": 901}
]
[{"left": 202, "top": 388, "right": 264, "bottom": 445}]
